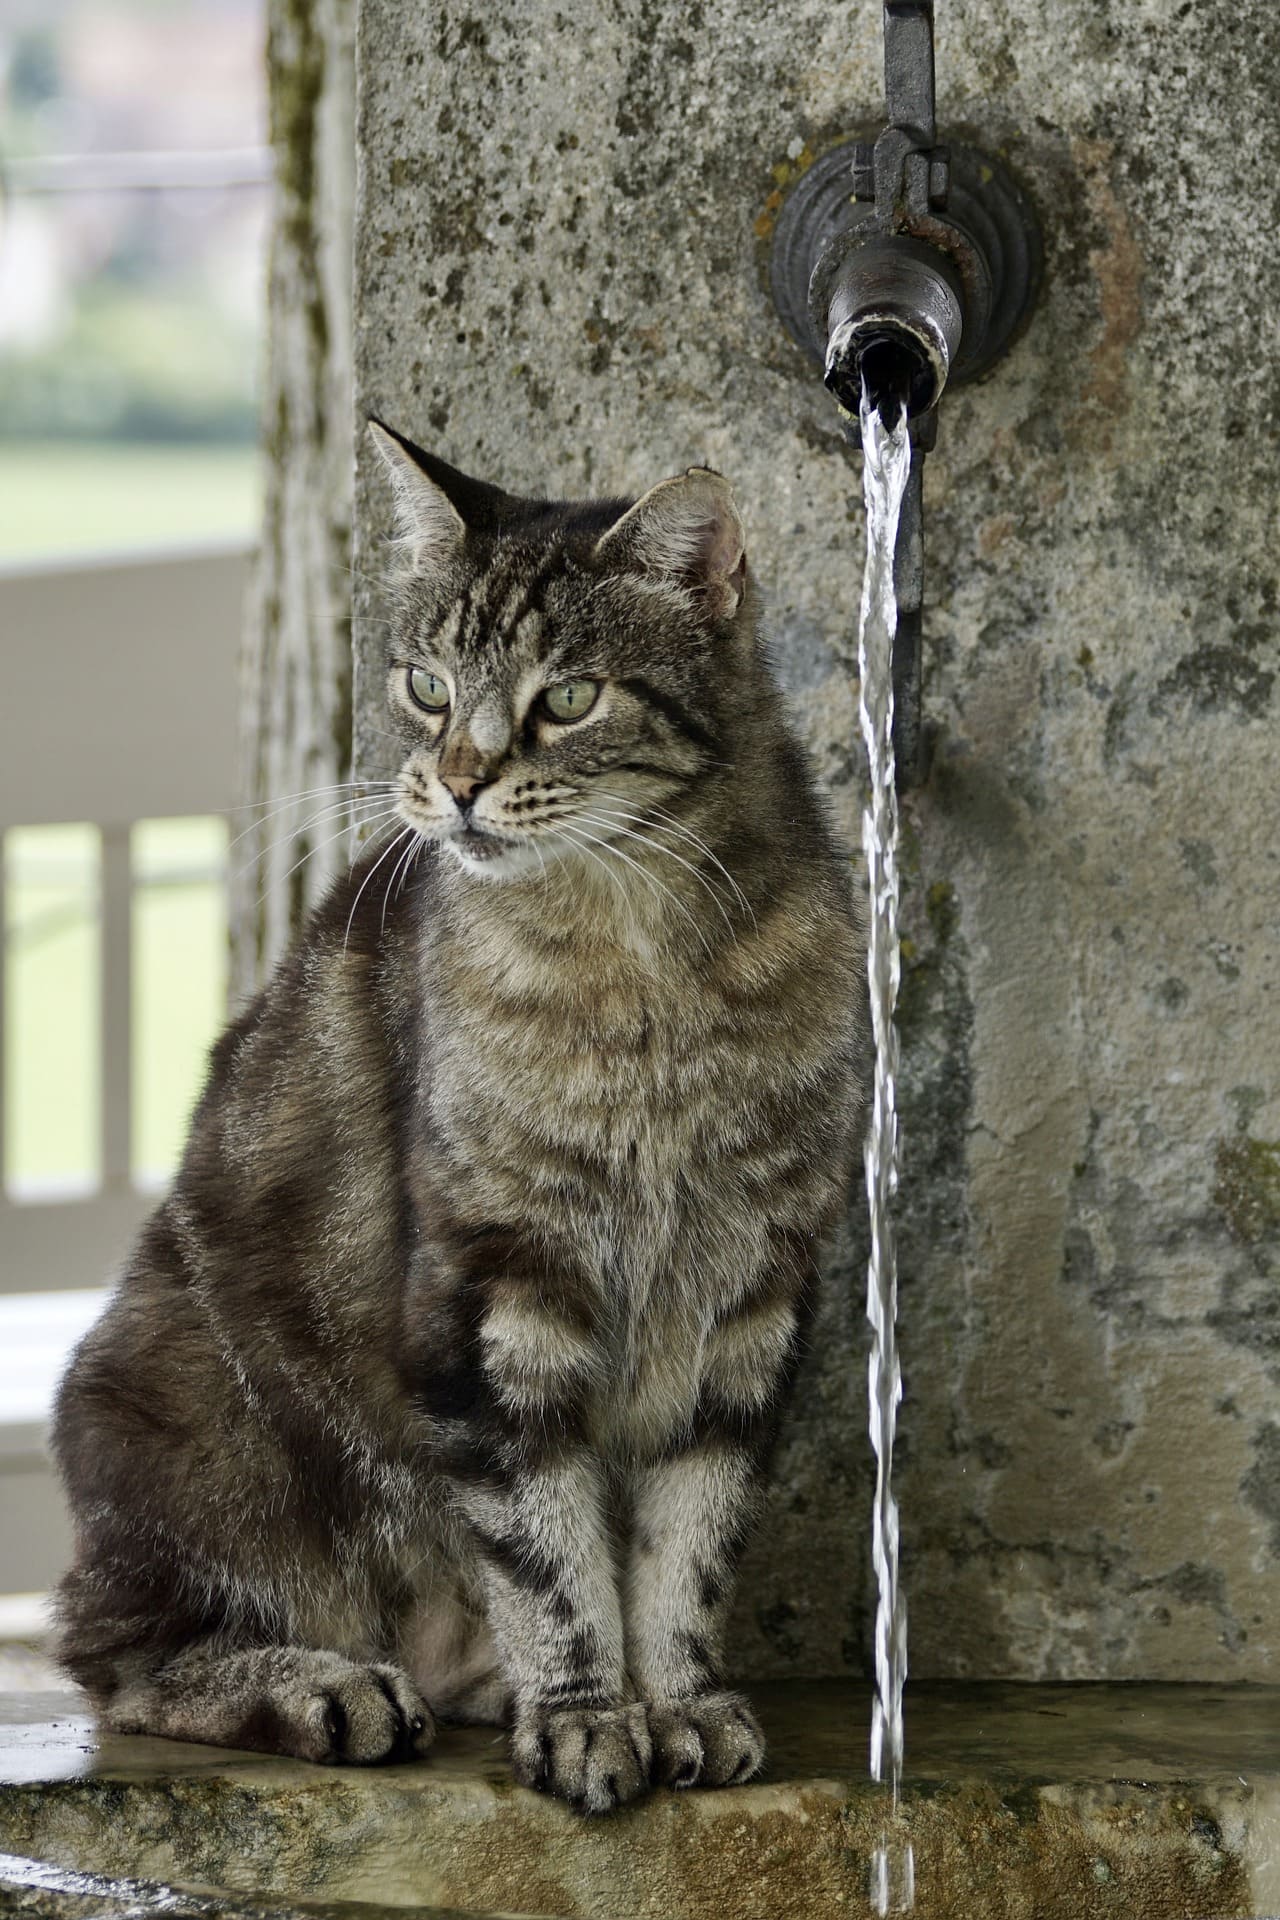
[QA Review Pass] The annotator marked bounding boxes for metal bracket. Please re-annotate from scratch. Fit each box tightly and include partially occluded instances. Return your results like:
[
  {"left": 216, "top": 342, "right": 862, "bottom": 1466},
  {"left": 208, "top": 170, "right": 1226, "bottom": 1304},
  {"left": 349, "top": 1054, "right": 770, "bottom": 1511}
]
[{"left": 872, "top": 1, "right": 944, "bottom": 224}]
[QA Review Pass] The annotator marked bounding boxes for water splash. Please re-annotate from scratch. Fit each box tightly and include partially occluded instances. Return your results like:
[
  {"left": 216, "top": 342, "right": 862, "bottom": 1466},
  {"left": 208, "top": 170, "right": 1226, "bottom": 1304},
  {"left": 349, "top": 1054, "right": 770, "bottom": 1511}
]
[
  {"left": 870, "top": 1837, "right": 916, "bottom": 1916},
  {"left": 857, "top": 390, "right": 915, "bottom": 1913}
]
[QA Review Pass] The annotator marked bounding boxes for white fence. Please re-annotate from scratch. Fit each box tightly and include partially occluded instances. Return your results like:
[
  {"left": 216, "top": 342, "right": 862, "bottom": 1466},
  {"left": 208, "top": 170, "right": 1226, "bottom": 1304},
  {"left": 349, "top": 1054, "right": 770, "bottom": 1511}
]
[{"left": 0, "top": 544, "right": 245, "bottom": 1597}]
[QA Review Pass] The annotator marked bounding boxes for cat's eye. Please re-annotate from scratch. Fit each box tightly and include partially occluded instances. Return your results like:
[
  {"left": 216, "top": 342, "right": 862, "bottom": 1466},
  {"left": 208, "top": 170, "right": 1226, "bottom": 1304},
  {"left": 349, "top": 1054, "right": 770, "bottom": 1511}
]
[
  {"left": 541, "top": 678, "right": 600, "bottom": 723},
  {"left": 408, "top": 667, "right": 450, "bottom": 712}
]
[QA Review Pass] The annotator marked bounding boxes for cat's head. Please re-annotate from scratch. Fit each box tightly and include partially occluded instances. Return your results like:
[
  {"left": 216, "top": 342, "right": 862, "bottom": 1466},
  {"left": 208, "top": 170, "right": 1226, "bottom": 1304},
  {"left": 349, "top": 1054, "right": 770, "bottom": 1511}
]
[{"left": 369, "top": 420, "right": 752, "bottom": 883}]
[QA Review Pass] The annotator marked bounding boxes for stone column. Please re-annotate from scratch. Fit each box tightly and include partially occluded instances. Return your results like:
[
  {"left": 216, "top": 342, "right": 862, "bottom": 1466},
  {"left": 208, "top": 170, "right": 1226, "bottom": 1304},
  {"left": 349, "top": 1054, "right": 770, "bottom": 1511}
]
[
  {"left": 232, "top": 0, "right": 356, "bottom": 1001},
  {"left": 351, "top": 0, "right": 1279, "bottom": 1682}
]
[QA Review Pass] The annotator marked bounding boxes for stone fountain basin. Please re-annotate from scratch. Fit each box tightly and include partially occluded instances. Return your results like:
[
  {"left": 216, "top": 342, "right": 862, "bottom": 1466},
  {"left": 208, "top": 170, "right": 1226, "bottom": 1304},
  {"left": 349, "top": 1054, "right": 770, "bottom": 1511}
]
[{"left": 1, "top": 1682, "right": 1277, "bottom": 1919}]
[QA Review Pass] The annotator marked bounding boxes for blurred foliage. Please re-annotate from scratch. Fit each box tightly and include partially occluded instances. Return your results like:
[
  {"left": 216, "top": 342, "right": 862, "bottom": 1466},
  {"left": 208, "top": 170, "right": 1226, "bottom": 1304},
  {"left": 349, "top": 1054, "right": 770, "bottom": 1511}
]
[
  {"left": 8, "top": 29, "right": 61, "bottom": 117},
  {"left": 0, "top": 282, "right": 259, "bottom": 443},
  {"left": 0, "top": 12, "right": 264, "bottom": 447},
  {"left": 0, "top": 441, "right": 260, "bottom": 559}
]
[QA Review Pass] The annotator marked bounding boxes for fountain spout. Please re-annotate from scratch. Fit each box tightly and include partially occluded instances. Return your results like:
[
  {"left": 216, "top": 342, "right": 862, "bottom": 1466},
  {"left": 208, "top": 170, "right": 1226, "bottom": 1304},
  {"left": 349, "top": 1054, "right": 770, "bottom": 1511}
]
[
  {"left": 822, "top": 237, "right": 963, "bottom": 427},
  {"left": 770, "top": 0, "right": 1043, "bottom": 784}
]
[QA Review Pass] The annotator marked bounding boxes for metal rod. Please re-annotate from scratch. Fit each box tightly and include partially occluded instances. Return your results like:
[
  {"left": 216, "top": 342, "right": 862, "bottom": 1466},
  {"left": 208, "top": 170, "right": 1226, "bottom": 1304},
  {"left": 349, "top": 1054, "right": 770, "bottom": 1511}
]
[
  {"left": 2, "top": 148, "right": 272, "bottom": 195},
  {"left": 883, "top": 1, "right": 936, "bottom": 146}
]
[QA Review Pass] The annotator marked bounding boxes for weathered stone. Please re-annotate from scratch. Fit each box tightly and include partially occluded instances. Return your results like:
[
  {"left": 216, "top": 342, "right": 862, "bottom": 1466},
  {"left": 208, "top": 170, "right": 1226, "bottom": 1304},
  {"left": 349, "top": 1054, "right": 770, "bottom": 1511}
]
[
  {"left": 2, "top": 1686, "right": 1278, "bottom": 1919},
  {"left": 347, "top": 0, "right": 1280, "bottom": 1684},
  {"left": 231, "top": 0, "right": 357, "bottom": 999}
]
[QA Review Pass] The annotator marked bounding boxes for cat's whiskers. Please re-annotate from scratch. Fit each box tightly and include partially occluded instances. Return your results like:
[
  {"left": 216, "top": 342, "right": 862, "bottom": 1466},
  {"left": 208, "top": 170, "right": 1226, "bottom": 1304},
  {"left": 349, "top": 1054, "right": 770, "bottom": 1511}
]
[
  {"left": 399, "top": 770, "right": 435, "bottom": 805},
  {"left": 507, "top": 784, "right": 752, "bottom": 929},
  {"left": 527, "top": 784, "right": 581, "bottom": 805},
  {"left": 395, "top": 834, "right": 426, "bottom": 902},
  {"left": 383, "top": 837, "right": 418, "bottom": 925},
  {"left": 234, "top": 793, "right": 402, "bottom": 884},
  {"left": 233, "top": 791, "right": 397, "bottom": 867},
  {"left": 332, "top": 559, "right": 398, "bottom": 597},
  {"left": 382, "top": 829, "right": 425, "bottom": 933},
  {"left": 573, "top": 803, "right": 740, "bottom": 931},
  {"left": 229, "top": 777, "right": 392, "bottom": 816},
  {"left": 559, "top": 821, "right": 713, "bottom": 957},
  {"left": 555, "top": 824, "right": 631, "bottom": 914},
  {"left": 518, "top": 809, "right": 675, "bottom": 914},
  {"left": 395, "top": 778, "right": 450, "bottom": 842},
  {"left": 618, "top": 798, "right": 757, "bottom": 927},
  {"left": 344, "top": 826, "right": 417, "bottom": 953},
  {"left": 225, "top": 779, "right": 395, "bottom": 848},
  {"left": 573, "top": 807, "right": 740, "bottom": 942},
  {"left": 254, "top": 808, "right": 404, "bottom": 913},
  {"left": 503, "top": 823, "right": 554, "bottom": 891}
]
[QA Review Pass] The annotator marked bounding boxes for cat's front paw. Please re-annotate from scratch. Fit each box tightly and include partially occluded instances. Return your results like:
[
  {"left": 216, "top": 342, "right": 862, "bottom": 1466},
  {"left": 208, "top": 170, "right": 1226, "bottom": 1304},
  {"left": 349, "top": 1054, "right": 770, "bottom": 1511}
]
[
  {"left": 647, "top": 1691, "right": 765, "bottom": 1789},
  {"left": 294, "top": 1658, "right": 436, "bottom": 1765},
  {"left": 511, "top": 1700, "right": 652, "bottom": 1814}
]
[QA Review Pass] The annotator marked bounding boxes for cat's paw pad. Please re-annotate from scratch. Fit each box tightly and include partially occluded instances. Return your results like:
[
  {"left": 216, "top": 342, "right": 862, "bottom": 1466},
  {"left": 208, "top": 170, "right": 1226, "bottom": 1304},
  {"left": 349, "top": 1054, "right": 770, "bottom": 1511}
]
[
  {"left": 511, "top": 1701, "right": 652, "bottom": 1814},
  {"left": 647, "top": 1691, "right": 765, "bottom": 1789},
  {"left": 298, "top": 1660, "right": 436, "bottom": 1765}
]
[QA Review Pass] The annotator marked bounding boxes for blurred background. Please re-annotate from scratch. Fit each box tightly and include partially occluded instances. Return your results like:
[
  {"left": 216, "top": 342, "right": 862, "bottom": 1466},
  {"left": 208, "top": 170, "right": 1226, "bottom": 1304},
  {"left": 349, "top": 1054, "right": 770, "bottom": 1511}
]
[
  {"left": 1, "top": 0, "right": 269, "bottom": 1616},
  {"left": 0, "top": 0, "right": 265, "bottom": 559}
]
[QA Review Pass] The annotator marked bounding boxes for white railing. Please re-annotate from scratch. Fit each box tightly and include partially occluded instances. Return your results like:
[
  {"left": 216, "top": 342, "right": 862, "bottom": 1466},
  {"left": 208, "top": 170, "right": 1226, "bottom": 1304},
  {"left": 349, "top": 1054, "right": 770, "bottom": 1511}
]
[{"left": 0, "top": 543, "right": 245, "bottom": 1596}]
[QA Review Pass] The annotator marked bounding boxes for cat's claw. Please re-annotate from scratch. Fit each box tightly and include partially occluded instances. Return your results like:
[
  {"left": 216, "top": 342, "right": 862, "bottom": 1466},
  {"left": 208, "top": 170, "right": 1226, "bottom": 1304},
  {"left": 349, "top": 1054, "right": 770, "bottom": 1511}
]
[
  {"left": 646, "top": 1691, "right": 765, "bottom": 1790},
  {"left": 511, "top": 1701, "right": 652, "bottom": 1814},
  {"left": 298, "top": 1659, "right": 436, "bottom": 1765}
]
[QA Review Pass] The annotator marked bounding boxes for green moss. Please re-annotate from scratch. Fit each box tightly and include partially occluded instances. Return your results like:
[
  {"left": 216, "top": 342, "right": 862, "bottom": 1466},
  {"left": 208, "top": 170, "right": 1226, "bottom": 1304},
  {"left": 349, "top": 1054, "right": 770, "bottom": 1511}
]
[
  {"left": 1212, "top": 1136, "right": 1280, "bottom": 1245},
  {"left": 925, "top": 879, "right": 957, "bottom": 945}
]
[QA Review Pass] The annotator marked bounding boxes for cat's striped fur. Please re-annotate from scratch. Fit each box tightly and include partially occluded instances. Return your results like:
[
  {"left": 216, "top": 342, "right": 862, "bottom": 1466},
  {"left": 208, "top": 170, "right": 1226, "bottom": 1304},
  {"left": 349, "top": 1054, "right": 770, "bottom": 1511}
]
[{"left": 52, "top": 425, "right": 866, "bottom": 1811}]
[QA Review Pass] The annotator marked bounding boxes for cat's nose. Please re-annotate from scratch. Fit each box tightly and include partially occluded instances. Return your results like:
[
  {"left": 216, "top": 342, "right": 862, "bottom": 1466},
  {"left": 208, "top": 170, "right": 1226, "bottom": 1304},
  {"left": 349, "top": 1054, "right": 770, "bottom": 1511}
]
[{"left": 440, "top": 770, "right": 490, "bottom": 808}]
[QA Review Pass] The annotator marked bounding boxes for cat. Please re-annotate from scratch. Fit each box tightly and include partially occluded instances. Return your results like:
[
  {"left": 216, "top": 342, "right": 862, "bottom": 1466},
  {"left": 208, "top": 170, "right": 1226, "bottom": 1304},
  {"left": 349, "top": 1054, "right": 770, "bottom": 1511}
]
[{"left": 51, "top": 421, "right": 867, "bottom": 1813}]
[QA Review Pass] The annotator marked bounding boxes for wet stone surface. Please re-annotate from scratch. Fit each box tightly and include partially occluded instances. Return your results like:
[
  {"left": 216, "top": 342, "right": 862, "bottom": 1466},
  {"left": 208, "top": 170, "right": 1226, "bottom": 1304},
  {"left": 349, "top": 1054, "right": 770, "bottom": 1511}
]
[
  {"left": 0, "top": 1853, "right": 510, "bottom": 1920},
  {"left": 2, "top": 1684, "right": 1278, "bottom": 1918}
]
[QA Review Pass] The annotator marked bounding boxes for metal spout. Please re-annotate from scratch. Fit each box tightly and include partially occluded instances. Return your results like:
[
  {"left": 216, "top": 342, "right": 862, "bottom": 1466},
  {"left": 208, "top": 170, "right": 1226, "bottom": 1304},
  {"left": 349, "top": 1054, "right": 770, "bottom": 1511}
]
[
  {"left": 822, "top": 236, "right": 964, "bottom": 425},
  {"left": 768, "top": 0, "right": 1042, "bottom": 787}
]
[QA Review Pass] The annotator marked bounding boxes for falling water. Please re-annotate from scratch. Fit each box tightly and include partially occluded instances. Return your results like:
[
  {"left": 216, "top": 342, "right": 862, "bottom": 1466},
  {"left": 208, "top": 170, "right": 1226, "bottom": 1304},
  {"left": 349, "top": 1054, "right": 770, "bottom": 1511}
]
[{"left": 857, "top": 390, "right": 915, "bottom": 1915}]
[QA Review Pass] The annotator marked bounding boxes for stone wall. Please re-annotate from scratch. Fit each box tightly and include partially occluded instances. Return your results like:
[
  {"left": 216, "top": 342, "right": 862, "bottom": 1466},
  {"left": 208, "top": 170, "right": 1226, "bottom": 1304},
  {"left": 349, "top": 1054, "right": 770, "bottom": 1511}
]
[{"left": 350, "top": 0, "right": 1279, "bottom": 1682}]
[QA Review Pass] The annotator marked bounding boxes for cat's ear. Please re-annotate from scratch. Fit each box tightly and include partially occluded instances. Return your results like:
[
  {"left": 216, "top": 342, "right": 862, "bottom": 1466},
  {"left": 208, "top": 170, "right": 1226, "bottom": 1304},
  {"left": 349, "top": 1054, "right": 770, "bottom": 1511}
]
[
  {"left": 593, "top": 468, "right": 747, "bottom": 623},
  {"left": 367, "top": 420, "right": 468, "bottom": 568}
]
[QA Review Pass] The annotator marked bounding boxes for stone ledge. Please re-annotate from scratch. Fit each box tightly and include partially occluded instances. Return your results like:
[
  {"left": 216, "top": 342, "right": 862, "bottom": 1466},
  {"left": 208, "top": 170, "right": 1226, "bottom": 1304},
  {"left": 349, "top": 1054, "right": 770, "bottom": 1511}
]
[{"left": 1, "top": 1683, "right": 1278, "bottom": 1920}]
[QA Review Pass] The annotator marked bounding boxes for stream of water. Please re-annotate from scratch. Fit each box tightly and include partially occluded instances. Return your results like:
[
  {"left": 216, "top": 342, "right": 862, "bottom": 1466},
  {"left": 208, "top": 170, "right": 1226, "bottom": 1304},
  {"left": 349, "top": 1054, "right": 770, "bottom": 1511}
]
[{"left": 856, "top": 391, "right": 915, "bottom": 1914}]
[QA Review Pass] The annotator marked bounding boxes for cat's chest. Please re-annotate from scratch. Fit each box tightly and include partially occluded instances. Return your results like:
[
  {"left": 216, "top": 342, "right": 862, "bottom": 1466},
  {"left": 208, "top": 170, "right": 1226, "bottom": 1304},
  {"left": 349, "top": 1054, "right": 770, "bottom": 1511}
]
[
  {"left": 436, "top": 956, "right": 773, "bottom": 1283},
  {"left": 427, "top": 932, "right": 852, "bottom": 1456},
  {"left": 443, "top": 962, "right": 761, "bottom": 1187}
]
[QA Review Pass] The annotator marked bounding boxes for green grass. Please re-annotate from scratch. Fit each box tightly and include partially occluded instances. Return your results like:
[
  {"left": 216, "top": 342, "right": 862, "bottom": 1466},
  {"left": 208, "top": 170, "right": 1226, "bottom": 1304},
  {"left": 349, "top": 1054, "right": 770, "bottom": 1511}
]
[{"left": 0, "top": 442, "right": 261, "bottom": 563}]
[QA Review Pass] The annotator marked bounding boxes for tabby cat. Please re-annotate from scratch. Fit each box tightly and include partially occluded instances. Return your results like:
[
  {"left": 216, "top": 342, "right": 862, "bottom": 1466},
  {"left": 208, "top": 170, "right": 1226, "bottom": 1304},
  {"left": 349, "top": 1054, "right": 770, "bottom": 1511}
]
[{"left": 52, "top": 423, "right": 866, "bottom": 1812}]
